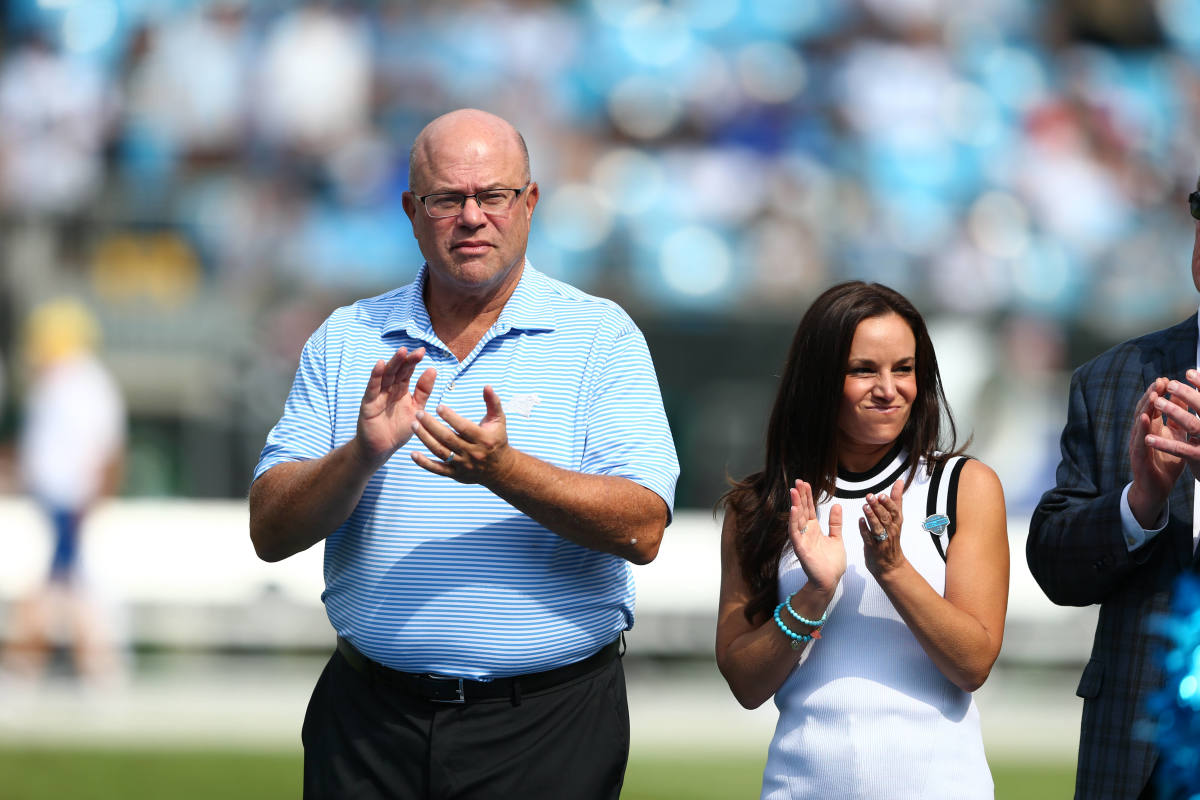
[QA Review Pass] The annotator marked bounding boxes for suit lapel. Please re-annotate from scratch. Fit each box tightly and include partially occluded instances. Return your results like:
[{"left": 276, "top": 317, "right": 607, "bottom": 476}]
[{"left": 1144, "top": 314, "right": 1199, "bottom": 570}]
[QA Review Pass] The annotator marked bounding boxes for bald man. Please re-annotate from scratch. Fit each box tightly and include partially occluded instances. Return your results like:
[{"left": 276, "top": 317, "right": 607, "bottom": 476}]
[{"left": 250, "top": 109, "right": 679, "bottom": 799}]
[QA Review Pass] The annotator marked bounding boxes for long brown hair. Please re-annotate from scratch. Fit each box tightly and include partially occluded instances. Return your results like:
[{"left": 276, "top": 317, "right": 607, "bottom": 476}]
[{"left": 722, "top": 281, "right": 963, "bottom": 622}]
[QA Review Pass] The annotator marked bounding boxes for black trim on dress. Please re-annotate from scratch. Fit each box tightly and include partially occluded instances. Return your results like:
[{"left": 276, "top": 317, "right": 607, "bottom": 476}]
[{"left": 834, "top": 443, "right": 912, "bottom": 499}]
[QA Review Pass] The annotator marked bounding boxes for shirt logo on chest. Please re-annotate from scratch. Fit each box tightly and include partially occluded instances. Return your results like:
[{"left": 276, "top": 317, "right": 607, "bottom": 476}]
[{"left": 507, "top": 393, "right": 542, "bottom": 418}]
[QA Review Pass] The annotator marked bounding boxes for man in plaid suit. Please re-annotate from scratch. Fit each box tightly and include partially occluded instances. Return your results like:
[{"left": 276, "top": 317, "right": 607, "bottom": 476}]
[{"left": 1028, "top": 176, "right": 1200, "bottom": 800}]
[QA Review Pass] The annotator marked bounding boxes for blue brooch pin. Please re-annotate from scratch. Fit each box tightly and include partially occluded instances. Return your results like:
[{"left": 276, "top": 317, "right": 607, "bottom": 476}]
[{"left": 922, "top": 514, "right": 950, "bottom": 536}]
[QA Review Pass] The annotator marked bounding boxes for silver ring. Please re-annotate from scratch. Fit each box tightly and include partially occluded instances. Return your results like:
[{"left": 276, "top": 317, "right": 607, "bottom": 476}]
[
  {"left": 872, "top": 531, "right": 888, "bottom": 542},
  {"left": 444, "top": 451, "right": 455, "bottom": 463}
]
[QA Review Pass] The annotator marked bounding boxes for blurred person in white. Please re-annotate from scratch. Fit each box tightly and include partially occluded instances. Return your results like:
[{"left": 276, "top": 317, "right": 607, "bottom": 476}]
[
  {"left": 1013, "top": 100, "right": 1133, "bottom": 260},
  {"left": 2, "top": 299, "right": 126, "bottom": 683},
  {"left": 255, "top": 2, "right": 372, "bottom": 156},
  {"left": 971, "top": 316, "right": 1070, "bottom": 515},
  {"left": 0, "top": 32, "right": 112, "bottom": 215},
  {"left": 124, "top": 1, "right": 252, "bottom": 159},
  {"left": 717, "top": 282, "right": 1008, "bottom": 799},
  {"left": 1028, "top": 176, "right": 1200, "bottom": 799},
  {"left": 250, "top": 109, "right": 677, "bottom": 799}
]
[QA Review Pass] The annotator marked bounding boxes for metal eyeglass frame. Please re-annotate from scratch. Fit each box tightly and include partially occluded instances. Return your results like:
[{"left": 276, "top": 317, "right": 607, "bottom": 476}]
[{"left": 416, "top": 184, "right": 531, "bottom": 218}]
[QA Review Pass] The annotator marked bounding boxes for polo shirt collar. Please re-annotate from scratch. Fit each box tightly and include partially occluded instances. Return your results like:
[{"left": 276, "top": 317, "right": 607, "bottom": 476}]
[
  {"left": 496, "top": 260, "right": 556, "bottom": 334},
  {"left": 383, "top": 260, "right": 557, "bottom": 340}
]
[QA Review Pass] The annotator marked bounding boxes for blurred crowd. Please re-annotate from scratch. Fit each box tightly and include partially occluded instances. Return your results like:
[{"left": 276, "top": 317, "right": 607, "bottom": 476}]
[{"left": 0, "top": 0, "right": 1198, "bottom": 506}]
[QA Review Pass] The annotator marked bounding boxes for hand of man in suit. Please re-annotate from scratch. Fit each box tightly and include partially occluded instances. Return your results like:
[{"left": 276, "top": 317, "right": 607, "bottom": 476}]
[{"left": 1129, "top": 376, "right": 1187, "bottom": 529}]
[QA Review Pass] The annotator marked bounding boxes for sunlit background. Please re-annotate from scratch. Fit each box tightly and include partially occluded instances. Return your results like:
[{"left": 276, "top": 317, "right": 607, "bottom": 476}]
[{"left": 0, "top": 0, "right": 1198, "bottom": 796}]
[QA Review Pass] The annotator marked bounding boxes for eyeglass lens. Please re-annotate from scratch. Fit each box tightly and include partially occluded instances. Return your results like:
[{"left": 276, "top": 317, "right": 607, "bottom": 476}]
[{"left": 426, "top": 189, "right": 518, "bottom": 217}]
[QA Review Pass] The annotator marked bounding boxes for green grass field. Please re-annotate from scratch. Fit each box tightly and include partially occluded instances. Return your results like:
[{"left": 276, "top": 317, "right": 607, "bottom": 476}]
[{"left": 0, "top": 747, "right": 1074, "bottom": 799}]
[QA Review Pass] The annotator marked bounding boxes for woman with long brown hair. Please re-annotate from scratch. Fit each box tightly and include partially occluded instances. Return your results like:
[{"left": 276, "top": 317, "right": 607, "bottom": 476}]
[{"left": 716, "top": 281, "right": 1008, "bottom": 799}]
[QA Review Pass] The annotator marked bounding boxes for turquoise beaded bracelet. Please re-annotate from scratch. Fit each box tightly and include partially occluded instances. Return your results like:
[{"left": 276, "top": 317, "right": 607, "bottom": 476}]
[
  {"left": 773, "top": 601, "right": 823, "bottom": 650},
  {"left": 782, "top": 591, "right": 828, "bottom": 628}
]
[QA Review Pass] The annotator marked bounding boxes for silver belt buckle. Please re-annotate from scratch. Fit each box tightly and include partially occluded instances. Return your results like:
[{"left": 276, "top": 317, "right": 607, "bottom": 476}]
[{"left": 423, "top": 674, "right": 466, "bottom": 704}]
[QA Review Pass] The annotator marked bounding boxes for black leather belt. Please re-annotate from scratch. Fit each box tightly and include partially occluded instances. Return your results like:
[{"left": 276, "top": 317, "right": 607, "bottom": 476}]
[{"left": 335, "top": 636, "right": 621, "bottom": 704}]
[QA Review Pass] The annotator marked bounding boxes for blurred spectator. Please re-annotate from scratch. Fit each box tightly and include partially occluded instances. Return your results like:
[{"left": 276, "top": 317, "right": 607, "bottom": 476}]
[
  {"left": 970, "top": 315, "right": 1070, "bottom": 514},
  {"left": 0, "top": 33, "right": 113, "bottom": 215},
  {"left": 254, "top": 3, "right": 373, "bottom": 158},
  {"left": 2, "top": 299, "right": 126, "bottom": 683},
  {"left": 123, "top": 3, "right": 253, "bottom": 166},
  {"left": 1013, "top": 100, "right": 1133, "bottom": 258}
]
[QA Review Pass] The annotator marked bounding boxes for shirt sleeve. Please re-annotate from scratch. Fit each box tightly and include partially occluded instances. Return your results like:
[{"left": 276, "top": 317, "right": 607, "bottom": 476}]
[
  {"left": 578, "top": 313, "right": 680, "bottom": 519},
  {"left": 1118, "top": 480, "right": 1169, "bottom": 551},
  {"left": 252, "top": 322, "right": 335, "bottom": 483}
]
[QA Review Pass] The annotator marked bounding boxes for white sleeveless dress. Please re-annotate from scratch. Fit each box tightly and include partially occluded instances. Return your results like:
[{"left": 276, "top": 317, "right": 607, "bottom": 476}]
[{"left": 760, "top": 447, "right": 994, "bottom": 800}]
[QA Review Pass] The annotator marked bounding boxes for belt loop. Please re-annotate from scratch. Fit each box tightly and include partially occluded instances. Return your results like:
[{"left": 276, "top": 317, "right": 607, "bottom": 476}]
[{"left": 511, "top": 679, "right": 522, "bottom": 707}]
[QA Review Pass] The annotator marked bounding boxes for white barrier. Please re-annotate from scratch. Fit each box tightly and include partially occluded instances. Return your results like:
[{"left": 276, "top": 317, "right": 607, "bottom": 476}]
[{"left": 0, "top": 498, "right": 1096, "bottom": 661}]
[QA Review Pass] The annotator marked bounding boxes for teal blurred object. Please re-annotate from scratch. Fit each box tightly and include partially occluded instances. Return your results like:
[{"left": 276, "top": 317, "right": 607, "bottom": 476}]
[{"left": 1150, "top": 572, "right": 1200, "bottom": 797}]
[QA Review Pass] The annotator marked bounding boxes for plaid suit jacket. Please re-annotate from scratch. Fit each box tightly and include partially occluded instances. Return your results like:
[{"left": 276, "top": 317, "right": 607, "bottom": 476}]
[{"left": 1028, "top": 314, "right": 1198, "bottom": 800}]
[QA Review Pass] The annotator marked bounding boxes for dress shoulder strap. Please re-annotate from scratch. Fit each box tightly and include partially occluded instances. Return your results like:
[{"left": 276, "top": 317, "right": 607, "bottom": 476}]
[{"left": 922, "top": 455, "right": 973, "bottom": 562}]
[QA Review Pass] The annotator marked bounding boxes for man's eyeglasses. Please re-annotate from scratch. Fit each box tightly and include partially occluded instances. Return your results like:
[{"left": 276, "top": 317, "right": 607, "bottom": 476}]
[
  {"left": 416, "top": 184, "right": 530, "bottom": 219},
  {"left": 1191, "top": 189, "right": 1200, "bottom": 221}
]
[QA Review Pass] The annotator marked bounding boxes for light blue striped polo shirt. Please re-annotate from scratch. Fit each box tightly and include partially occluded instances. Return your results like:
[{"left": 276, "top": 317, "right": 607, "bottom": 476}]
[{"left": 254, "top": 262, "right": 679, "bottom": 679}]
